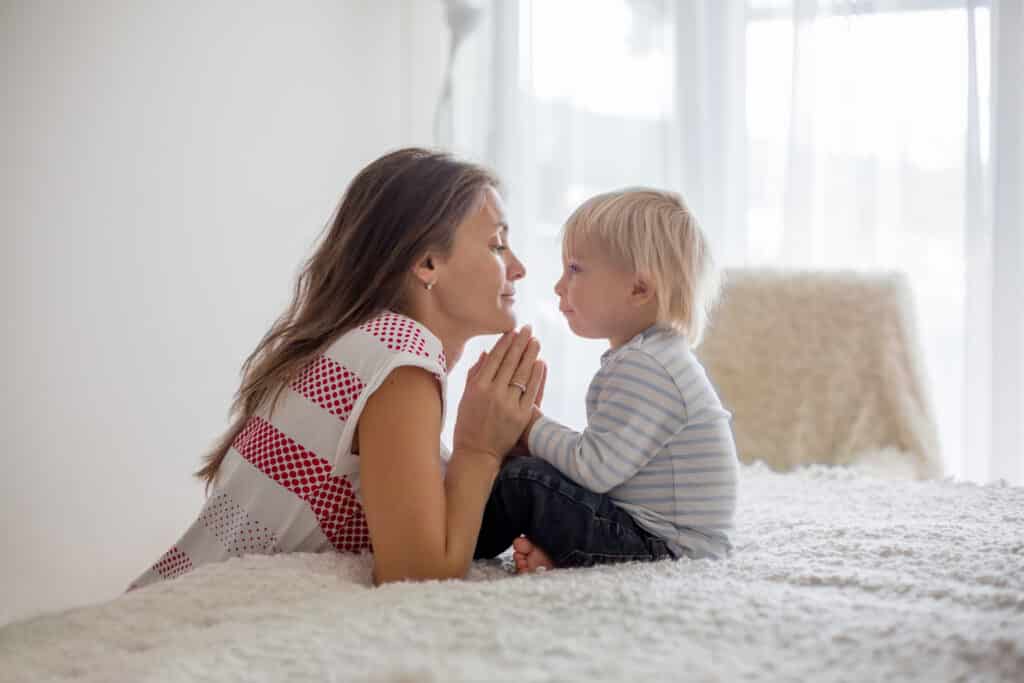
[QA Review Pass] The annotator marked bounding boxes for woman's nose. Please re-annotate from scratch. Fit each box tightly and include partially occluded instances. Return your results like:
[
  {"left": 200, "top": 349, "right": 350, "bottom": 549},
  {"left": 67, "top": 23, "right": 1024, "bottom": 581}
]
[{"left": 507, "top": 252, "right": 526, "bottom": 281}]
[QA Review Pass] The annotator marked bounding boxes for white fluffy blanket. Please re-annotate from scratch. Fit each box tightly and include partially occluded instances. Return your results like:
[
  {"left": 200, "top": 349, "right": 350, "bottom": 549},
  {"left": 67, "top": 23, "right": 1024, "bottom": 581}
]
[{"left": 2, "top": 463, "right": 1021, "bottom": 683}]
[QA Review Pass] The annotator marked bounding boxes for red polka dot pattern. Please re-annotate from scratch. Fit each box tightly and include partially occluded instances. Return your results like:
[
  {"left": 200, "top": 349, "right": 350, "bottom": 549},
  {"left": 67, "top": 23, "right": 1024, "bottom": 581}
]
[
  {"left": 199, "top": 494, "right": 278, "bottom": 557},
  {"left": 306, "top": 476, "right": 372, "bottom": 553},
  {"left": 232, "top": 416, "right": 330, "bottom": 498},
  {"left": 232, "top": 416, "right": 370, "bottom": 553},
  {"left": 151, "top": 547, "right": 192, "bottom": 580},
  {"left": 359, "top": 313, "right": 432, "bottom": 359},
  {"left": 290, "top": 355, "right": 364, "bottom": 422}
]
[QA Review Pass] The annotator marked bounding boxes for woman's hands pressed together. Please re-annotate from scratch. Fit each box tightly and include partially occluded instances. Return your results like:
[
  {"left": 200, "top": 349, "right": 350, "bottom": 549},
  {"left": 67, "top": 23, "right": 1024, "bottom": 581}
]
[{"left": 454, "top": 326, "right": 546, "bottom": 463}]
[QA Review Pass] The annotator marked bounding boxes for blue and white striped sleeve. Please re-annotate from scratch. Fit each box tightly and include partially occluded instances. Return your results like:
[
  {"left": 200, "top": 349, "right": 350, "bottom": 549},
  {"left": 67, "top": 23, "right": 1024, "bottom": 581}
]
[{"left": 526, "top": 349, "right": 686, "bottom": 493}]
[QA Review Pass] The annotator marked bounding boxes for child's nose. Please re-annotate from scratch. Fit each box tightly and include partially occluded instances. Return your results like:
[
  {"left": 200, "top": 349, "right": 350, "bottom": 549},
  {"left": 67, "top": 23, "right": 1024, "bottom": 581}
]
[{"left": 554, "top": 274, "right": 565, "bottom": 296}]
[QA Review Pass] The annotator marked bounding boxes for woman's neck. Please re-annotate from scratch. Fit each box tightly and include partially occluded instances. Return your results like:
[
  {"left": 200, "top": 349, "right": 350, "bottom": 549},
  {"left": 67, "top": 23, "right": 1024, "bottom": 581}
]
[
  {"left": 396, "top": 303, "right": 468, "bottom": 371},
  {"left": 440, "top": 338, "right": 466, "bottom": 370}
]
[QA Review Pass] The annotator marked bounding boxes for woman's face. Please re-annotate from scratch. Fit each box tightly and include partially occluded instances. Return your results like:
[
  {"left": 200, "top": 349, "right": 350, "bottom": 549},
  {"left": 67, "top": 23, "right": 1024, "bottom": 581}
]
[{"left": 433, "top": 186, "right": 526, "bottom": 336}]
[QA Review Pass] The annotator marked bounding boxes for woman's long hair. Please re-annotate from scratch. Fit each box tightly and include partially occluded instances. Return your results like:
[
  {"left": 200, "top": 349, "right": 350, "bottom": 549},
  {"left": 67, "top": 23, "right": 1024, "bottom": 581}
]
[{"left": 195, "top": 148, "right": 499, "bottom": 489}]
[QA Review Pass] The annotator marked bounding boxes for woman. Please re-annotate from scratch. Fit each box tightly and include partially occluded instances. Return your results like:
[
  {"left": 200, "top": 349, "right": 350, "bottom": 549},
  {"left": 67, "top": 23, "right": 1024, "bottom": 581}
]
[{"left": 130, "top": 148, "right": 544, "bottom": 588}]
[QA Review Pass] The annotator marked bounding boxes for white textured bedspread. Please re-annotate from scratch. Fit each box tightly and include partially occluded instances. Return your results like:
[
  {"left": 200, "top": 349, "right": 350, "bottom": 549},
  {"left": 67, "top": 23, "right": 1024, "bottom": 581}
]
[{"left": 2, "top": 463, "right": 1022, "bottom": 682}]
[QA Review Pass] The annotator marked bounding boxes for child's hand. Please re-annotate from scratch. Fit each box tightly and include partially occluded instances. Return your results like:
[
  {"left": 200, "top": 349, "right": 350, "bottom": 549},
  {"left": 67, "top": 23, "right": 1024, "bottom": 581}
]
[
  {"left": 534, "top": 360, "right": 547, "bottom": 408},
  {"left": 516, "top": 405, "right": 544, "bottom": 452},
  {"left": 515, "top": 355, "right": 546, "bottom": 452}
]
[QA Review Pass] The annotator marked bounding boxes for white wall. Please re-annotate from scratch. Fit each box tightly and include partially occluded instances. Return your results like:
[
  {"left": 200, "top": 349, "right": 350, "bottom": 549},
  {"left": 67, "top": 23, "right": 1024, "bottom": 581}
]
[{"left": 1, "top": 0, "right": 444, "bottom": 625}]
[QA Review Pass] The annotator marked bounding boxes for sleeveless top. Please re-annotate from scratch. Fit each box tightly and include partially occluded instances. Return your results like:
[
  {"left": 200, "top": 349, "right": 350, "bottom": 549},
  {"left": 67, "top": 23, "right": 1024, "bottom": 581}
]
[{"left": 129, "top": 311, "right": 448, "bottom": 590}]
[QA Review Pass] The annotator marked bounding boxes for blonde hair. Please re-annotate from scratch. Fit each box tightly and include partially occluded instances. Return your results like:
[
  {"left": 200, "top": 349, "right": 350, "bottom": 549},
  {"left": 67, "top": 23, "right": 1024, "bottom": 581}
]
[{"left": 563, "top": 188, "right": 720, "bottom": 346}]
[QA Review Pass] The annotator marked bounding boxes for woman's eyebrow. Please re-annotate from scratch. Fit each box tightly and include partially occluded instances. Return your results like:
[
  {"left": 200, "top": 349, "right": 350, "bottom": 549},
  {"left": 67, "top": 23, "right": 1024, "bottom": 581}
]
[{"left": 496, "top": 221, "right": 509, "bottom": 235}]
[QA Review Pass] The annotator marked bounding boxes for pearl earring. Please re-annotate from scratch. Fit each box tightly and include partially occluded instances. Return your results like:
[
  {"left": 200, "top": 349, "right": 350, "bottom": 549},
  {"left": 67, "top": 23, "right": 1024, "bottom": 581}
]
[{"left": 425, "top": 281, "right": 435, "bottom": 291}]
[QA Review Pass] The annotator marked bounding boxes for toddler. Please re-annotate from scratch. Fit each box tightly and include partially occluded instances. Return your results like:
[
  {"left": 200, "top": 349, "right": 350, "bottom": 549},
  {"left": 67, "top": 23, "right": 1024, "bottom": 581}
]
[{"left": 474, "top": 188, "right": 738, "bottom": 572}]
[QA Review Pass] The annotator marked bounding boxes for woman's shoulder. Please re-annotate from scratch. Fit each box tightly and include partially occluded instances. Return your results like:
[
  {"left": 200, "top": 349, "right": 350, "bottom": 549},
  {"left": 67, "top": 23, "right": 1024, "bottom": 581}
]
[
  {"left": 323, "top": 310, "right": 448, "bottom": 382},
  {"left": 280, "top": 311, "right": 447, "bottom": 457}
]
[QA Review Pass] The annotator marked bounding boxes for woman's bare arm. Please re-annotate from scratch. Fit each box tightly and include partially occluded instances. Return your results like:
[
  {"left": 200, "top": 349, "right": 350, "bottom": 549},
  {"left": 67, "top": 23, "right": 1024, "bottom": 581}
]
[
  {"left": 359, "top": 365, "right": 497, "bottom": 583},
  {"left": 359, "top": 329, "right": 544, "bottom": 584}
]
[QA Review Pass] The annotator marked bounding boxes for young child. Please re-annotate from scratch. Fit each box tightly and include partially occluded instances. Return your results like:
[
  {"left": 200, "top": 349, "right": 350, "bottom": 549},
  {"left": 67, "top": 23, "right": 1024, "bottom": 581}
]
[{"left": 512, "top": 188, "right": 737, "bottom": 572}]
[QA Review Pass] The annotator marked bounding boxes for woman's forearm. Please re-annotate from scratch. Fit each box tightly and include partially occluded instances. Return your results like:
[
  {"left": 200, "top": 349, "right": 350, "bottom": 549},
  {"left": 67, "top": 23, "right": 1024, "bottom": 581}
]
[
  {"left": 369, "top": 446, "right": 500, "bottom": 585},
  {"left": 438, "top": 448, "right": 501, "bottom": 577}
]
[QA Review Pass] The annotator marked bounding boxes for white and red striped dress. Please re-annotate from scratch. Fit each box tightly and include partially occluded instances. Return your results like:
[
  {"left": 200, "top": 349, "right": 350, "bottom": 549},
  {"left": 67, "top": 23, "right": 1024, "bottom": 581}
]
[{"left": 129, "top": 311, "right": 448, "bottom": 590}]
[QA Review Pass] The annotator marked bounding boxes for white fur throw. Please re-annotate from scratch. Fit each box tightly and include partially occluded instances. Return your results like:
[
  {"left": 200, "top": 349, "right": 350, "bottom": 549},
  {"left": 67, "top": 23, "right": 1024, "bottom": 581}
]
[
  {"left": 696, "top": 269, "right": 942, "bottom": 478},
  {"left": 1, "top": 462, "right": 1020, "bottom": 682}
]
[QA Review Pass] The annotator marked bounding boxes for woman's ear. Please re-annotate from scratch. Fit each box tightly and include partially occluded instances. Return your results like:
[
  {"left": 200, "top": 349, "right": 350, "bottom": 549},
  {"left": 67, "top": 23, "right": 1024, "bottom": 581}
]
[
  {"left": 630, "top": 274, "right": 656, "bottom": 307},
  {"left": 413, "top": 254, "right": 438, "bottom": 290}
]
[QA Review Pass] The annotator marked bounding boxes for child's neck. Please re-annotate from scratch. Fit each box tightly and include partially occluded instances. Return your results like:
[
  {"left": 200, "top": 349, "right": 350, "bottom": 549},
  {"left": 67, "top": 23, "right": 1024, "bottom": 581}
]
[{"left": 607, "top": 314, "right": 659, "bottom": 351}]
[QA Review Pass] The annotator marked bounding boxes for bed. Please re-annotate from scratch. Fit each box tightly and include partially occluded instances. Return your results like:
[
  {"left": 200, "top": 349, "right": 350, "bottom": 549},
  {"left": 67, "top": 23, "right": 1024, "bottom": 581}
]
[
  {"left": 1, "top": 461, "right": 1021, "bottom": 682},
  {"left": 2, "top": 270, "right": 1020, "bottom": 681}
]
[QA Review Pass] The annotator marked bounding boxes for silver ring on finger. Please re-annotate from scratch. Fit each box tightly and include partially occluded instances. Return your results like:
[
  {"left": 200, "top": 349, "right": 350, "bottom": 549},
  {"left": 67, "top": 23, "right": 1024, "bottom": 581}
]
[{"left": 509, "top": 381, "right": 527, "bottom": 395}]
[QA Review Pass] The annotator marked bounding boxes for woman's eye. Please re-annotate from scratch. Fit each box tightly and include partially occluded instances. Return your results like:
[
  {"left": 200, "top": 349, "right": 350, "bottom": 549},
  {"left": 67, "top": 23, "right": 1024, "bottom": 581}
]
[{"left": 491, "top": 244, "right": 508, "bottom": 253}]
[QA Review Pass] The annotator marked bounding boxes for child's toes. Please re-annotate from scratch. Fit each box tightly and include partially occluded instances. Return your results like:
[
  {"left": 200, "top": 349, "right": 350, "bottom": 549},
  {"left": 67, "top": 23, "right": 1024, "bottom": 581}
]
[
  {"left": 525, "top": 546, "right": 554, "bottom": 572},
  {"left": 512, "top": 536, "right": 534, "bottom": 554}
]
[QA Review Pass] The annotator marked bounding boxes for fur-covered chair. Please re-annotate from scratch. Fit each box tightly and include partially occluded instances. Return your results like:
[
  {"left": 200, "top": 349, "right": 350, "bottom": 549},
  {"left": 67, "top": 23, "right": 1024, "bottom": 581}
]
[{"left": 695, "top": 269, "right": 942, "bottom": 479}]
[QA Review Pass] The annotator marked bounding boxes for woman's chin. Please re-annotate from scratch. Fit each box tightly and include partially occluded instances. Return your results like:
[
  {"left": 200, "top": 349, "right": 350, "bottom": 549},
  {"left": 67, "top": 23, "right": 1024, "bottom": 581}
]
[
  {"left": 498, "top": 312, "right": 518, "bottom": 332},
  {"left": 483, "top": 309, "right": 517, "bottom": 335}
]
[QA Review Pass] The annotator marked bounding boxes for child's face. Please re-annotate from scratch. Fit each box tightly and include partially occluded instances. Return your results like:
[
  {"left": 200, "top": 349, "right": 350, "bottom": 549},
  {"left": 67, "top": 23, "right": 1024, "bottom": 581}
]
[{"left": 554, "top": 240, "right": 648, "bottom": 348}]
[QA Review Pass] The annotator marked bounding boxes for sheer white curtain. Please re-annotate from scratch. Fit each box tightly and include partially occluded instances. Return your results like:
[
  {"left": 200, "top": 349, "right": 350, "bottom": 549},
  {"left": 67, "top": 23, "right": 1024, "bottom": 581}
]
[
  {"left": 444, "top": 0, "right": 1023, "bottom": 483},
  {"left": 965, "top": 0, "right": 1024, "bottom": 484}
]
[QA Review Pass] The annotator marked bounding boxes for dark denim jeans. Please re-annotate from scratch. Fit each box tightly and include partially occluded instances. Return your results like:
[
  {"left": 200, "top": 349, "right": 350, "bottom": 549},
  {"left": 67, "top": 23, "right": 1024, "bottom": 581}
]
[{"left": 474, "top": 455, "right": 674, "bottom": 568}]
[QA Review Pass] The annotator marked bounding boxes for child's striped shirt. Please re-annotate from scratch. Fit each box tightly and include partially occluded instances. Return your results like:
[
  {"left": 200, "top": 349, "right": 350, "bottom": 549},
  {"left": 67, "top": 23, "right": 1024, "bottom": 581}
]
[{"left": 528, "top": 325, "right": 738, "bottom": 559}]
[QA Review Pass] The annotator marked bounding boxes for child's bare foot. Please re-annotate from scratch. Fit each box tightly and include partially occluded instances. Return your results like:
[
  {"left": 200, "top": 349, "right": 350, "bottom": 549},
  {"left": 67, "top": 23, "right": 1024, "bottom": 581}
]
[{"left": 512, "top": 536, "right": 554, "bottom": 573}]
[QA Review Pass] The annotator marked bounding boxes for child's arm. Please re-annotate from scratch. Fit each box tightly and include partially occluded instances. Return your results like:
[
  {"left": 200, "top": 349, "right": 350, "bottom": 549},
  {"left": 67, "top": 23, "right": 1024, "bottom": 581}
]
[
  {"left": 526, "top": 349, "right": 685, "bottom": 493},
  {"left": 516, "top": 363, "right": 547, "bottom": 451}
]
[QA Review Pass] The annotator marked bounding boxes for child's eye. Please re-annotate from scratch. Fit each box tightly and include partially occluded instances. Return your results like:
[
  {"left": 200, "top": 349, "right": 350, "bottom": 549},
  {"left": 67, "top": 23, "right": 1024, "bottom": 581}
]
[{"left": 567, "top": 263, "right": 581, "bottom": 274}]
